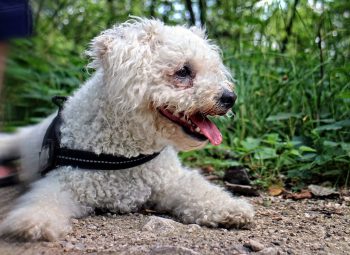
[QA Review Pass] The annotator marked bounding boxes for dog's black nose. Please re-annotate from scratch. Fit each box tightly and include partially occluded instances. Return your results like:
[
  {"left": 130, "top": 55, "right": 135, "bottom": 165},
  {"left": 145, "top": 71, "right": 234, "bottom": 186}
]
[{"left": 219, "top": 90, "right": 236, "bottom": 109}]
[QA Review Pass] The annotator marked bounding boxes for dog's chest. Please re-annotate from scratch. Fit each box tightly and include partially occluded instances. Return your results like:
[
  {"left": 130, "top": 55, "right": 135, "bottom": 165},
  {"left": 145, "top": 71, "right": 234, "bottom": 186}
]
[{"left": 57, "top": 167, "right": 153, "bottom": 213}]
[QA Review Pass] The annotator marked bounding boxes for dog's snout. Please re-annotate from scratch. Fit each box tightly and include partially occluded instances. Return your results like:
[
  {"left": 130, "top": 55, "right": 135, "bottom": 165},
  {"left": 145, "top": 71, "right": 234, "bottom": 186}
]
[{"left": 219, "top": 90, "right": 236, "bottom": 109}]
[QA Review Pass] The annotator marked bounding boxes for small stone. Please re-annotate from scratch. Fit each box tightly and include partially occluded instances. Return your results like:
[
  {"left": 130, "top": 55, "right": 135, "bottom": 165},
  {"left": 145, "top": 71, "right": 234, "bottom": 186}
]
[
  {"left": 308, "top": 184, "right": 339, "bottom": 197},
  {"left": 343, "top": 196, "right": 350, "bottom": 202},
  {"left": 231, "top": 244, "right": 251, "bottom": 255},
  {"left": 224, "top": 167, "right": 251, "bottom": 185},
  {"left": 142, "top": 216, "right": 180, "bottom": 233},
  {"left": 74, "top": 243, "right": 86, "bottom": 251},
  {"left": 257, "top": 247, "right": 281, "bottom": 255},
  {"left": 71, "top": 218, "right": 79, "bottom": 224},
  {"left": 88, "top": 224, "right": 97, "bottom": 230},
  {"left": 225, "top": 182, "right": 260, "bottom": 196},
  {"left": 268, "top": 229, "right": 275, "bottom": 235},
  {"left": 272, "top": 240, "right": 281, "bottom": 246},
  {"left": 244, "top": 239, "right": 265, "bottom": 252},
  {"left": 70, "top": 237, "right": 77, "bottom": 244},
  {"left": 263, "top": 198, "right": 272, "bottom": 207},
  {"left": 63, "top": 242, "right": 74, "bottom": 252},
  {"left": 43, "top": 242, "right": 55, "bottom": 248},
  {"left": 150, "top": 245, "right": 199, "bottom": 255},
  {"left": 187, "top": 224, "right": 201, "bottom": 233}
]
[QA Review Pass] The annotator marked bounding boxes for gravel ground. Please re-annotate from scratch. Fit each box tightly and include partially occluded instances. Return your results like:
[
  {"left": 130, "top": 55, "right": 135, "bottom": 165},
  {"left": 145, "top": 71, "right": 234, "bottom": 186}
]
[{"left": 0, "top": 185, "right": 349, "bottom": 255}]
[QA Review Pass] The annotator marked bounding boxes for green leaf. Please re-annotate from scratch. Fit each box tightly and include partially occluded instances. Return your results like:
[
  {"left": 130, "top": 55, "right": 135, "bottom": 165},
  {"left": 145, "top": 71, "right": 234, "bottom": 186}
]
[
  {"left": 289, "top": 149, "right": 302, "bottom": 157},
  {"left": 266, "top": 113, "right": 302, "bottom": 121},
  {"left": 314, "top": 119, "right": 350, "bottom": 132},
  {"left": 314, "top": 123, "right": 342, "bottom": 131},
  {"left": 299, "top": 146, "right": 317, "bottom": 152},
  {"left": 321, "top": 170, "right": 342, "bottom": 177},
  {"left": 254, "top": 147, "right": 278, "bottom": 160},
  {"left": 299, "top": 153, "right": 317, "bottom": 162},
  {"left": 341, "top": 143, "right": 350, "bottom": 152},
  {"left": 323, "top": 140, "right": 340, "bottom": 147},
  {"left": 241, "top": 137, "right": 261, "bottom": 151},
  {"left": 337, "top": 91, "right": 350, "bottom": 99},
  {"left": 202, "top": 159, "right": 241, "bottom": 168},
  {"left": 263, "top": 133, "right": 280, "bottom": 144}
]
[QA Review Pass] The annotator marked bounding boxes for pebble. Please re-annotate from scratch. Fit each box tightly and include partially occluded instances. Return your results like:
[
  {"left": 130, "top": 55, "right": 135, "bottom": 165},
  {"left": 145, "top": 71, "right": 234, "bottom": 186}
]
[
  {"left": 187, "top": 224, "right": 201, "bottom": 233},
  {"left": 142, "top": 216, "right": 180, "bottom": 233},
  {"left": 257, "top": 247, "right": 281, "bottom": 255},
  {"left": 150, "top": 245, "right": 199, "bottom": 255},
  {"left": 75, "top": 243, "right": 86, "bottom": 250},
  {"left": 88, "top": 224, "right": 97, "bottom": 230},
  {"left": 308, "top": 185, "right": 338, "bottom": 197},
  {"left": 70, "top": 237, "right": 77, "bottom": 243},
  {"left": 71, "top": 218, "right": 79, "bottom": 224},
  {"left": 231, "top": 244, "right": 252, "bottom": 255},
  {"left": 43, "top": 242, "right": 55, "bottom": 248},
  {"left": 244, "top": 239, "right": 265, "bottom": 252},
  {"left": 62, "top": 242, "right": 75, "bottom": 251}
]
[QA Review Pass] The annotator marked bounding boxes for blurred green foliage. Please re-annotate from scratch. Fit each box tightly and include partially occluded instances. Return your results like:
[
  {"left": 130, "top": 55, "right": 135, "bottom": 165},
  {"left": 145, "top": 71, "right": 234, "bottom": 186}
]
[{"left": 1, "top": 0, "right": 349, "bottom": 188}]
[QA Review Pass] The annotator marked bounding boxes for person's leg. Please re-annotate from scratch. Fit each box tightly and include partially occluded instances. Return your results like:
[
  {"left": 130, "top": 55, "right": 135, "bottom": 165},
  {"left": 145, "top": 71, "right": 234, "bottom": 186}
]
[
  {"left": 0, "top": 42, "right": 16, "bottom": 186},
  {"left": 0, "top": 0, "right": 33, "bottom": 185},
  {"left": 0, "top": 42, "right": 8, "bottom": 98}
]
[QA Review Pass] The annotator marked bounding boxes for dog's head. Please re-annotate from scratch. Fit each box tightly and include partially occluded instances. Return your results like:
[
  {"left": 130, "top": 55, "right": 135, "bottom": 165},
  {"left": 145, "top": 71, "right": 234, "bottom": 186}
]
[{"left": 87, "top": 18, "right": 236, "bottom": 151}]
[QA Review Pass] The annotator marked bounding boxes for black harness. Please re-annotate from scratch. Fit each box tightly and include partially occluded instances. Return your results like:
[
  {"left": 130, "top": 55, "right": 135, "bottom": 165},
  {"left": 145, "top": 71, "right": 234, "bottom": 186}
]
[{"left": 39, "top": 96, "right": 160, "bottom": 176}]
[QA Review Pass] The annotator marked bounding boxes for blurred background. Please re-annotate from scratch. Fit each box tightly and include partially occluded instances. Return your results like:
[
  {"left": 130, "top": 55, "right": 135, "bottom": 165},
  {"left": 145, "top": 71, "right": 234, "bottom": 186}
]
[{"left": 0, "top": 0, "right": 349, "bottom": 190}]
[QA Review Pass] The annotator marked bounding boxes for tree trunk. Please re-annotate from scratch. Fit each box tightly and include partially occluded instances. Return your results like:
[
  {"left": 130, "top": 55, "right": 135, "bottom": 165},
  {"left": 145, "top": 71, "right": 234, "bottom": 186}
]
[
  {"left": 198, "top": 0, "right": 207, "bottom": 26},
  {"left": 149, "top": 0, "right": 156, "bottom": 18},
  {"left": 184, "top": 0, "right": 196, "bottom": 25},
  {"left": 280, "top": 0, "right": 300, "bottom": 53}
]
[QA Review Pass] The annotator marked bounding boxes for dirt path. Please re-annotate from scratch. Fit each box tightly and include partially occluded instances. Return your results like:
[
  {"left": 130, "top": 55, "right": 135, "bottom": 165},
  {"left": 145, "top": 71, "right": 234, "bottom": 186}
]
[{"left": 0, "top": 186, "right": 349, "bottom": 255}]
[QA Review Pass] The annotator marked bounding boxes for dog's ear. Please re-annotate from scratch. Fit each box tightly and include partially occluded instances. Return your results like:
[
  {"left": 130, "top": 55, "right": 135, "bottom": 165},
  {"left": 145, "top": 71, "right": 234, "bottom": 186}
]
[
  {"left": 86, "top": 19, "right": 165, "bottom": 111},
  {"left": 135, "top": 18, "right": 163, "bottom": 47},
  {"left": 189, "top": 26, "right": 206, "bottom": 39},
  {"left": 86, "top": 30, "right": 119, "bottom": 69},
  {"left": 87, "top": 19, "right": 163, "bottom": 69}
]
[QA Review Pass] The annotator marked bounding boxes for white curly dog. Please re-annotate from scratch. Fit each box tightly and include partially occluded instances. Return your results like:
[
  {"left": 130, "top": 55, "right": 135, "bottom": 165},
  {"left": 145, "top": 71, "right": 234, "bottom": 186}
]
[{"left": 0, "top": 18, "right": 254, "bottom": 241}]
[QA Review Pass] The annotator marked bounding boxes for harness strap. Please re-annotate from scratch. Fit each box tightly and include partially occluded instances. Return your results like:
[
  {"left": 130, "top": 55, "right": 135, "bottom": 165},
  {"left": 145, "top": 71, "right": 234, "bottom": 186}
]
[
  {"left": 39, "top": 96, "right": 160, "bottom": 176},
  {"left": 56, "top": 148, "right": 160, "bottom": 170}
]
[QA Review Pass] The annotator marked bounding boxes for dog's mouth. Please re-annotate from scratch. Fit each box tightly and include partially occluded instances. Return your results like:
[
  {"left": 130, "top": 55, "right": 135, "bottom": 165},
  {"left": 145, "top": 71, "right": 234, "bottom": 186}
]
[{"left": 158, "top": 107, "right": 223, "bottom": 146}]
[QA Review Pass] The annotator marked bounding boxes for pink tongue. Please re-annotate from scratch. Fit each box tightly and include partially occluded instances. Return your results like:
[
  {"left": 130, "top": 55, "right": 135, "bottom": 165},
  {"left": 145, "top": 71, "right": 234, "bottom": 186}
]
[{"left": 190, "top": 114, "right": 222, "bottom": 146}]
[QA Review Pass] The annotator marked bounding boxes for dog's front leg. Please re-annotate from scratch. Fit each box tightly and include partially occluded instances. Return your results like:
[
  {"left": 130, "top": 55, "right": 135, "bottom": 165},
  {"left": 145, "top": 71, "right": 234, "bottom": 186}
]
[
  {"left": 0, "top": 174, "right": 88, "bottom": 241},
  {"left": 152, "top": 168, "right": 254, "bottom": 229}
]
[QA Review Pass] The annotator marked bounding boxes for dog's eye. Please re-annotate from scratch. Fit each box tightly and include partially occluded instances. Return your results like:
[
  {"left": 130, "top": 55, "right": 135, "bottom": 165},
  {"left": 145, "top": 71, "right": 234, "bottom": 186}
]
[{"left": 175, "top": 66, "right": 191, "bottom": 78}]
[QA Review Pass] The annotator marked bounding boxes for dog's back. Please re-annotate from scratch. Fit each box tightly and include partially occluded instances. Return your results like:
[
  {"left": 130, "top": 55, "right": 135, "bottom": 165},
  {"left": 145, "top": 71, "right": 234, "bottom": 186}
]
[{"left": 0, "top": 114, "right": 56, "bottom": 183}]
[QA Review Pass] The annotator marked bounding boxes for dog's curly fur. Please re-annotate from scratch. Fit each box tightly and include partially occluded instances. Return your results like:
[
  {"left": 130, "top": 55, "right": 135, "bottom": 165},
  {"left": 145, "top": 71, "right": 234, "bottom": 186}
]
[{"left": 0, "top": 18, "right": 254, "bottom": 241}]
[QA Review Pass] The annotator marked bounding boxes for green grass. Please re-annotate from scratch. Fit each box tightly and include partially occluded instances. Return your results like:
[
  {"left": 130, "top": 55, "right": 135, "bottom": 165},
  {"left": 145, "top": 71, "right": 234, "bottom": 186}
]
[{"left": 181, "top": 47, "right": 350, "bottom": 189}]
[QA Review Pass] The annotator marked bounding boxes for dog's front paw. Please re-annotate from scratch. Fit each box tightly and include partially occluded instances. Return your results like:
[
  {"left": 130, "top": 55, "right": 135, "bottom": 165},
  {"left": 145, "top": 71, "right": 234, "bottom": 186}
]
[
  {"left": 195, "top": 198, "right": 254, "bottom": 229},
  {"left": 0, "top": 207, "right": 71, "bottom": 241},
  {"left": 219, "top": 210, "right": 254, "bottom": 229},
  {"left": 220, "top": 198, "right": 254, "bottom": 229}
]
